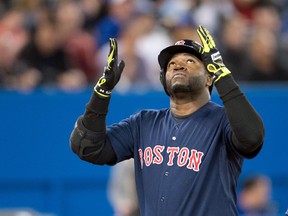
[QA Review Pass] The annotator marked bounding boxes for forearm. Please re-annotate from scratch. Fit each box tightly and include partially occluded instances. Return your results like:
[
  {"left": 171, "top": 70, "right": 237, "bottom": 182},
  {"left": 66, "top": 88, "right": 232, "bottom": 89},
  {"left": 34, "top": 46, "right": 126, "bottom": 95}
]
[
  {"left": 70, "top": 38, "right": 123, "bottom": 165},
  {"left": 82, "top": 92, "right": 111, "bottom": 132},
  {"left": 70, "top": 92, "right": 117, "bottom": 165},
  {"left": 215, "top": 75, "right": 265, "bottom": 156}
]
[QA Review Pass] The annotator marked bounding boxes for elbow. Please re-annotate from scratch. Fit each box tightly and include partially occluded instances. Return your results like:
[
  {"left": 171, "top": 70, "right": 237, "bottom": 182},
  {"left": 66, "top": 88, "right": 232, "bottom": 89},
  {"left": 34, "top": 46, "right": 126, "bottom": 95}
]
[
  {"left": 69, "top": 116, "right": 116, "bottom": 165},
  {"left": 69, "top": 125, "right": 85, "bottom": 158},
  {"left": 247, "top": 118, "right": 265, "bottom": 145},
  {"left": 70, "top": 131, "right": 81, "bottom": 156},
  {"left": 246, "top": 125, "right": 265, "bottom": 151},
  {"left": 69, "top": 127, "right": 103, "bottom": 164},
  {"left": 69, "top": 117, "right": 110, "bottom": 165},
  {"left": 69, "top": 117, "right": 98, "bottom": 162},
  {"left": 252, "top": 120, "right": 265, "bottom": 147},
  {"left": 248, "top": 129, "right": 265, "bottom": 151},
  {"left": 233, "top": 123, "right": 265, "bottom": 154}
]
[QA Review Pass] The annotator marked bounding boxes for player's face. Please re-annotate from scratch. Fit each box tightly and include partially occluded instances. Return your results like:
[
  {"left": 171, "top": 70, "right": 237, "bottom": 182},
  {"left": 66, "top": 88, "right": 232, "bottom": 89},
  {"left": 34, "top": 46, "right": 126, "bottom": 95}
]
[{"left": 165, "top": 53, "right": 210, "bottom": 95}]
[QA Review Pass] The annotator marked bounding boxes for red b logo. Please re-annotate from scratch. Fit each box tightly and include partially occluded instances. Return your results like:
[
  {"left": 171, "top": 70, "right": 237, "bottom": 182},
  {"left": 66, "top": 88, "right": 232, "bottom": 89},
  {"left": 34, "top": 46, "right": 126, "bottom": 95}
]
[{"left": 175, "top": 40, "right": 185, "bottom": 45}]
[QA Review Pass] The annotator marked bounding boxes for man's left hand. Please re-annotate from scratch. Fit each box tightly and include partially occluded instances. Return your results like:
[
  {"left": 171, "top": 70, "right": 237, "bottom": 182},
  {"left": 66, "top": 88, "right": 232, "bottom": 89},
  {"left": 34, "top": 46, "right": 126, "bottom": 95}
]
[{"left": 197, "top": 25, "right": 231, "bottom": 83}]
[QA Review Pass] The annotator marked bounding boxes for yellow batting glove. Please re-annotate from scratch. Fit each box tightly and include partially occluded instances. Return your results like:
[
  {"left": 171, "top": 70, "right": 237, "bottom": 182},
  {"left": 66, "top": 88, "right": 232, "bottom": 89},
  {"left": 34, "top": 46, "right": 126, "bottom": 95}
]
[
  {"left": 197, "top": 25, "right": 231, "bottom": 83},
  {"left": 94, "top": 38, "right": 125, "bottom": 98}
]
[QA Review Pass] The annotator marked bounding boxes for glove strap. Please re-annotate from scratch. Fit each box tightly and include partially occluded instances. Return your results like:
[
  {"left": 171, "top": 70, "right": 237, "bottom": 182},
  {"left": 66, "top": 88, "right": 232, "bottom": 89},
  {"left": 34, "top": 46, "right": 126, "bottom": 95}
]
[
  {"left": 94, "top": 85, "right": 111, "bottom": 98},
  {"left": 214, "top": 67, "right": 231, "bottom": 83}
]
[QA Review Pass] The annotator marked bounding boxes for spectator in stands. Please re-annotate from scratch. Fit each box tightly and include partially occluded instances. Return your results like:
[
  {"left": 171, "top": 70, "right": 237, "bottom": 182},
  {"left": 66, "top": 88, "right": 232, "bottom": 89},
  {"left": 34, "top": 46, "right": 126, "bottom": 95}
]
[
  {"left": 251, "top": 1, "right": 282, "bottom": 35},
  {"left": 94, "top": 0, "right": 138, "bottom": 48},
  {"left": 98, "top": 12, "right": 171, "bottom": 93},
  {"left": 245, "top": 27, "right": 288, "bottom": 81},
  {"left": 113, "top": 15, "right": 151, "bottom": 93},
  {"left": 237, "top": 174, "right": 278, "bottom": 216},
  {"left": 231, "top": 0, "right": 260, "bottom": 20},
  {"left": 218, "top": 13, "right": 251, "bottom": 81},
  {"left": 16, "top": 18, "right": 86, "bottom": 91},
  {"left": 133, "top": 14, "right": 172, "bottom": 91},
  {"left": 80, "top": 0, "right": 107, "bottom": 32},
  {"left": 9, "top": 0, "right": 49, "bottom": 32},
  {"left": 1, "top": 0, "right": 288, "bottom": 91},
  {"left": 0, "top": 8, "right": 29, "bottom": 89},
  {"left": 55, "top": 1, "right": 99, "bottom": 85},
  {"left": 192, "top": 0, "right": 234, "bottom": 34}
]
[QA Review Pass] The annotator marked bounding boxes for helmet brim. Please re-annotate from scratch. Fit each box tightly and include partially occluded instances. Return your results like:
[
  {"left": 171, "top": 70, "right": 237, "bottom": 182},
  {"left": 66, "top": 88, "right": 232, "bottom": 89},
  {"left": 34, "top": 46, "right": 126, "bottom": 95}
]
[{"left": 158, "top": 44, "right": 202, "bottom": 71}]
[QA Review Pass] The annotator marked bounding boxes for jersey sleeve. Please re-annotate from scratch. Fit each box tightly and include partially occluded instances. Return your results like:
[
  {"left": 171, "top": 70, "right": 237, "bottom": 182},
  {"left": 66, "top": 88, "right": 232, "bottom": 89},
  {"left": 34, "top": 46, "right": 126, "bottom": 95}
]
[{"left": 106, "top": 113, "right": 140, "bottom": 163}]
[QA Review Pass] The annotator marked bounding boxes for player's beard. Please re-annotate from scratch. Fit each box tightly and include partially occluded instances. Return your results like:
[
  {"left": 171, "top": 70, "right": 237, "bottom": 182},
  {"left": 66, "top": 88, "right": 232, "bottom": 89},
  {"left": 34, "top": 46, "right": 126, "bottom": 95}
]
[{"left": 166, "top": 75, "right": 206, "bottom": 96}]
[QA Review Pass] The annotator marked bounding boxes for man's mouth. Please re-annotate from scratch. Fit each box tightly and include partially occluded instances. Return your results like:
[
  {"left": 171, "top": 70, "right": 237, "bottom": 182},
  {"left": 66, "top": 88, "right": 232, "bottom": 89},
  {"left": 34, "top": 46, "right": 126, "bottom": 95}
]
[{"left": 172, "top": 72, "right": 186, "bottom": 79}]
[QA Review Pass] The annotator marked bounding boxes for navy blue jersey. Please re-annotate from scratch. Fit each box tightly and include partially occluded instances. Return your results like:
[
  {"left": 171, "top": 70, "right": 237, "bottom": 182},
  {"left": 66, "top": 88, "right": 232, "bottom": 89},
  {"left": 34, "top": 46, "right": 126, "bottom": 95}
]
[{"left": 107, "top": 101, "right": 244, "bottom": 216}]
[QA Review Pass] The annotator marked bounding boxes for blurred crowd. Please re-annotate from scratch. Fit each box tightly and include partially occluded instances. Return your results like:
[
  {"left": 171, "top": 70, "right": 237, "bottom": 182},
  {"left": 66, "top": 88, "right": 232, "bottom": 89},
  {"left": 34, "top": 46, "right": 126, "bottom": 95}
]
[{"left": 0, "top": 0, "right": 288, "bottom": 93}]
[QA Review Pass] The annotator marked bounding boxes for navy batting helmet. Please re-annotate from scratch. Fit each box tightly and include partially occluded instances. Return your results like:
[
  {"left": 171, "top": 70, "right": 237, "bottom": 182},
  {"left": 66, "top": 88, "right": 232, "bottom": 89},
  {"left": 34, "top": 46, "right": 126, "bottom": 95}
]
[{"left": 158, "top": 39, "right": 213, "bottom": 95}]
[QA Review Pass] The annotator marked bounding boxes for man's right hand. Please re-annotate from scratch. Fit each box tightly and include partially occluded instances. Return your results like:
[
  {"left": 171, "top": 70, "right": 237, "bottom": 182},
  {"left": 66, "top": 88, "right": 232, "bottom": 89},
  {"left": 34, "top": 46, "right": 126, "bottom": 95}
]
[{"left": 94, "top": 38, "right": 125, "bottom": 98}]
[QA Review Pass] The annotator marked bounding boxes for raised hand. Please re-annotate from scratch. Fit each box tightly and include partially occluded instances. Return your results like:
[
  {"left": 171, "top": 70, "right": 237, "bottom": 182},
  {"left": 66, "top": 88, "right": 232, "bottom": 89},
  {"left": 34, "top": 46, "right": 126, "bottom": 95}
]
[
  {"left": 94, "top": 38, "right": 125, "bottom": 97},
  {"left": 197, "top": 25, "right": 231, "bottom": 83}
]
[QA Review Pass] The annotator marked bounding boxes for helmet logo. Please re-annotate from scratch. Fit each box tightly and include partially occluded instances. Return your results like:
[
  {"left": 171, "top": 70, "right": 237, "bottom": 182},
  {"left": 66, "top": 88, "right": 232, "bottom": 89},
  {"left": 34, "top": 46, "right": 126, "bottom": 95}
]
[{"left": 175, "top": 40, "right": 185, "bottom": 45}]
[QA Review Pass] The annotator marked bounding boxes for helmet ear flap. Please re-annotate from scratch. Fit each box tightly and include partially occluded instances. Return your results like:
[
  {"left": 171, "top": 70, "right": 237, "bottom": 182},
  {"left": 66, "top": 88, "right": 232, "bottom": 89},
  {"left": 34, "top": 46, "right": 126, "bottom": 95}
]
[
  {"left": 160, "top": 69, "right": 165, "bottom": 85},
  {"left": 159, "top": 69, "right": 170, "bottom": 96}
]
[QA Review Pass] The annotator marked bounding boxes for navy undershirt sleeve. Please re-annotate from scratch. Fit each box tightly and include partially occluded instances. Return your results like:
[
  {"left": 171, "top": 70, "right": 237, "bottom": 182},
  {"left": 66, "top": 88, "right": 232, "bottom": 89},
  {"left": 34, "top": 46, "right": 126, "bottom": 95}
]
[{"left": 215, "top": 75, "right": 265, "bottom": 158}]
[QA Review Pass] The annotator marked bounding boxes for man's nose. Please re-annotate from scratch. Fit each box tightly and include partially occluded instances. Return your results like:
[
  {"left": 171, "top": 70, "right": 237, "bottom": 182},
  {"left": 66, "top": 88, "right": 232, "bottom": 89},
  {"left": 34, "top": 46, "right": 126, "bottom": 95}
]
[{"left": 174, "top": 63, "right": 186, "bottom": 71}]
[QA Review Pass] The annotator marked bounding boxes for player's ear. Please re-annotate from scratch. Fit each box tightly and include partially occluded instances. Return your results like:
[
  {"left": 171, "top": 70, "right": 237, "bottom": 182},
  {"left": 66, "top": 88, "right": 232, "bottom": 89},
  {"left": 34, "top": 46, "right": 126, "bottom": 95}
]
[{"left": 206, "top": 74, "right": 213, "bottom": 87}]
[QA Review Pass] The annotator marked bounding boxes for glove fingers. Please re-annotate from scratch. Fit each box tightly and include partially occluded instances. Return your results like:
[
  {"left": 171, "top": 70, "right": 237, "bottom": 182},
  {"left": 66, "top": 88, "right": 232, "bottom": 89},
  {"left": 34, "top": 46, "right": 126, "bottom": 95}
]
[
  {"left": 95, "top": 38, "right": 121, "bottom": 97},
  {"left": 202, "top": 28, "right": 216, "bottom": 48},
  {"left": 197, "top": 26, "right": 208, "bottom": 51},
  {"left": 201, "top": 26, "right": 216, "bottom": 49},
  {"left": 107, "top": 38, "right": 117, "bottom": 70},
  {"left": 118, "top": 60, "right": 125, "bottom": 73},
  {"left": 111, "top": 38, "right": 118, "bottom": 57},
  {"left": 199, "top": 25, "right": 208, "bottom": 38},
  {"left": 113, "top": 60, "right": 125, "bottom": 85},
  {"left": 197, "top": 25, "right": 213, "bottom": 52},
  {"left": 197, "top": 25, "right": 216, "bottom": 50}
]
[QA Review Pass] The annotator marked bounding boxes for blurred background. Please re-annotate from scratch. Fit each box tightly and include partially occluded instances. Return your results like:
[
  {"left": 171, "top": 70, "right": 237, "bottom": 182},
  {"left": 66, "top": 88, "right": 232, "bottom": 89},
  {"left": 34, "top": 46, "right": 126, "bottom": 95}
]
[{"left": 0, "top": 0, "right": 287, "bottom": 215}]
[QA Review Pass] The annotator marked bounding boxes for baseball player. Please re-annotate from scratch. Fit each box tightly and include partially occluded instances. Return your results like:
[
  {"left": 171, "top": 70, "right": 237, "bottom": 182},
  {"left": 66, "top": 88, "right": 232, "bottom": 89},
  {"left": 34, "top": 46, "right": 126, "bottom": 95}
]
[{"left": 70, "top": 25, "right": 265, "bottom": 215}]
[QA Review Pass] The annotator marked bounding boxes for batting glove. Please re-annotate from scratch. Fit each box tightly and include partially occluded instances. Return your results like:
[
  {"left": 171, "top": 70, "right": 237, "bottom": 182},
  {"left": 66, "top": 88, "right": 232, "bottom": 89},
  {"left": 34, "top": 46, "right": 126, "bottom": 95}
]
[
  {"left": 94, "top": 38, "right": 125, "bottom": 98},
  {"left": 197, "top": 25, "right": 231, "bottom": 83}
]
